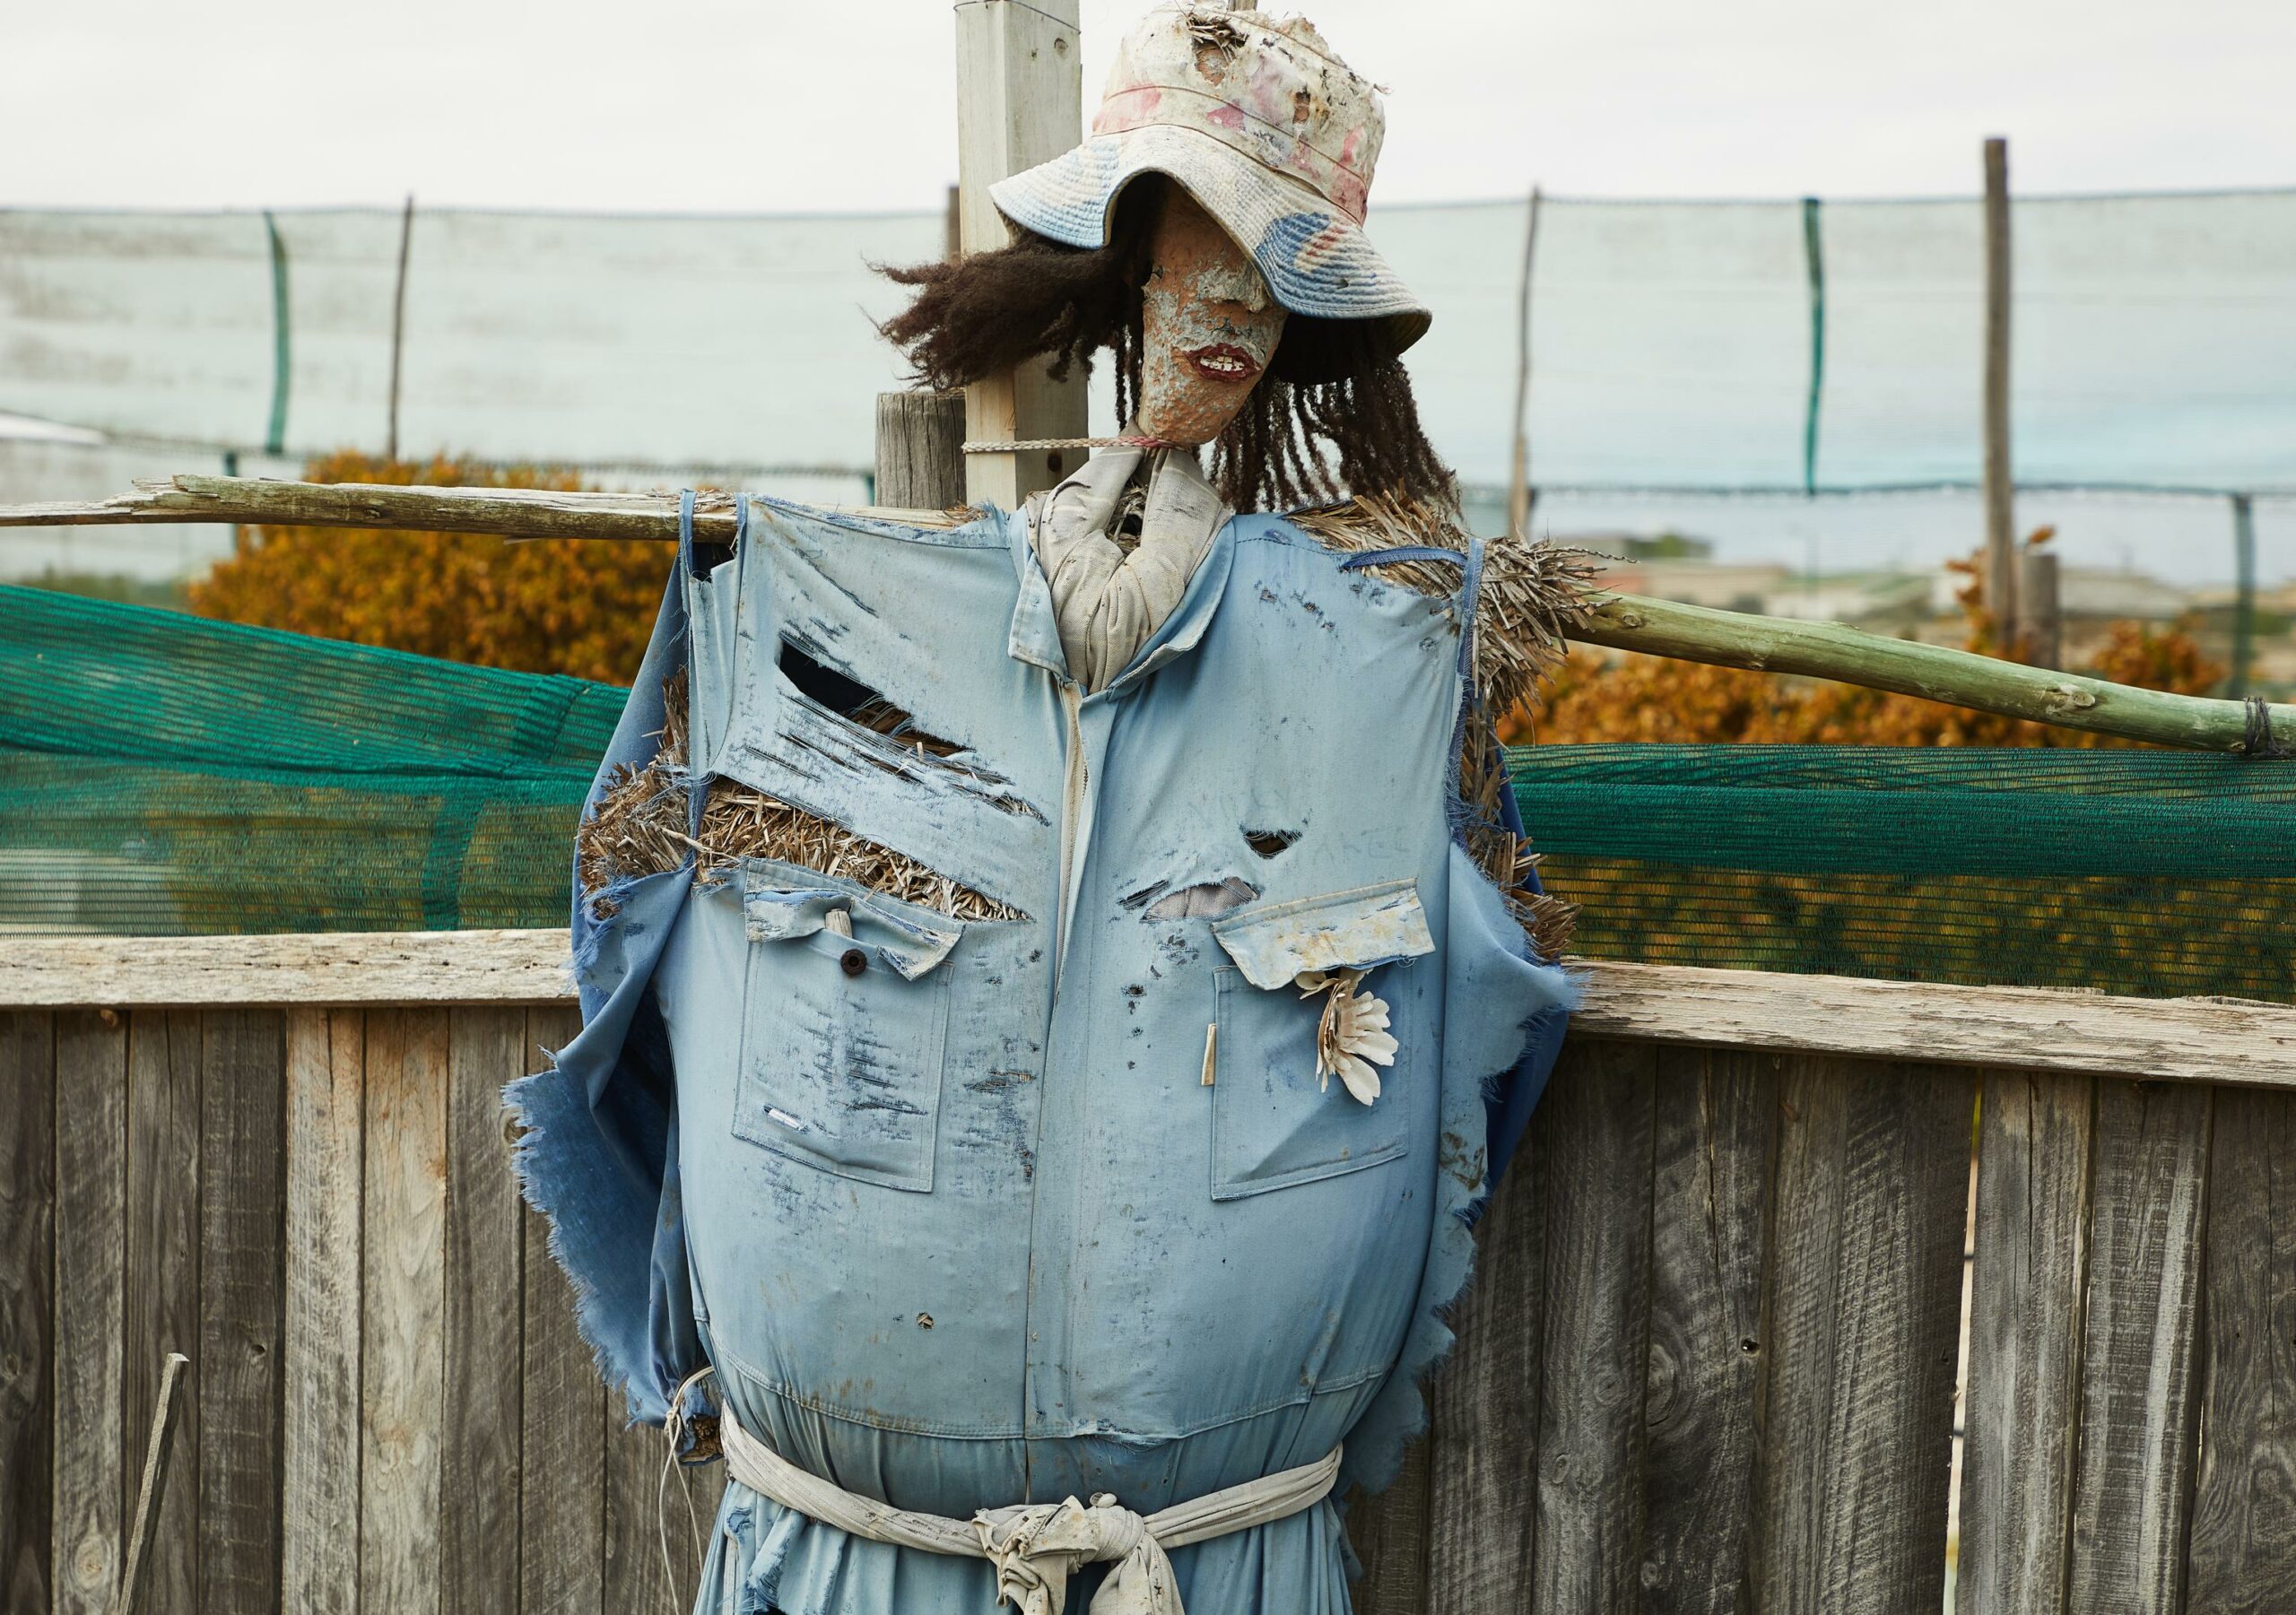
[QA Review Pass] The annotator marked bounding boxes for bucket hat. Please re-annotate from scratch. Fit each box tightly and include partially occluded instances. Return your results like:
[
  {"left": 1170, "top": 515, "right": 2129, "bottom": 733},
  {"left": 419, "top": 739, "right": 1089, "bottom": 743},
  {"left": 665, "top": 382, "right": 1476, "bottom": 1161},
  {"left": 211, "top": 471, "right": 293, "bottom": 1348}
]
[{"left": 989, "top": 4, "right": 1431, "bottom": 382}]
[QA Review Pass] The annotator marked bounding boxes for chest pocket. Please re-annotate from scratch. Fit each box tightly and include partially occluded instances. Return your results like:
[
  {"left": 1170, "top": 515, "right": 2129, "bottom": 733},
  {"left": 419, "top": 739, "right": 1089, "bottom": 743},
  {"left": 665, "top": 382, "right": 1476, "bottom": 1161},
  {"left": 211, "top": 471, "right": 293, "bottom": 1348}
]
[
  {"left": 1205, "top": 880, "right": 1438, "bottom": 1201},
  {"left": 734, "top": 858, "right": 962, "bottom": 1192}
]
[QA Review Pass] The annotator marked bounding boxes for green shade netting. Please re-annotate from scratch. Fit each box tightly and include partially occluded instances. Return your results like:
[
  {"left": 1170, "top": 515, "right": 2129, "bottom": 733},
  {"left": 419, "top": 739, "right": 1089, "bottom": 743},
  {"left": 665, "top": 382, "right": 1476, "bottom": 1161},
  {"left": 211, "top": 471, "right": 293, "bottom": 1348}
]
[
  {"left": 0, "top": 585, "right": 620, "bottom": 933},
  {"left": 6, "top": 586, "right": 2292, "bottom": 1003}
]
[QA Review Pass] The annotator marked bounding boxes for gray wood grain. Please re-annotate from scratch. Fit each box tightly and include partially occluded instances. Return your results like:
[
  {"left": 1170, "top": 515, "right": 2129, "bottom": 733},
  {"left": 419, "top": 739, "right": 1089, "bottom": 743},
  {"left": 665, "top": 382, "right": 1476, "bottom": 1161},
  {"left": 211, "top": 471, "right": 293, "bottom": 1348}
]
[
  {"left": 442, "top": 1008, "right": 526, "bottom": 1615},
  {"left": 196, "top": 1010, "right": 287, "bottom": 1613},
  {"left": 2066, "top": 1079, "right": 2212, "bottom": 1615},
  {"left": 874, "top": 390, "right": 967, "bottom": 509},
  {"left": 522, "top": 1204, "right": 606, "bottom": 1615},
  {"left": 50, "top": 1012, "right": 126, "bottom": 1615},
  {"left": 1642, "top": 1046, "right": 1780, "bottom": 1615},
  {"left": 125, "top": 1010, "right": 202, "bottom": 1615},
  {"left": 1347, "top": 1442, "right": 1432, "bottom": 1615},
  {"left": 2184, "top": 1084, "right": 2296, "bottom": 1611},
  {"left": 1533, "top": 1038, "right": 1658, "bottom": 1615},
  {"left": 361, "top": 1009, "right": 450, "bottom": 1615},
  {"left": 281, "top": 1009, "right": 364, "bottom": 1615},
  {"left": 1428, "top": 1141, "right": 1544, "bottom": 1615},
  {"left": 1, "top": 1013, "right": 57, "bottom": 1615},
  {"left": 605, "top": 1392, "right": 726, "bottom": 1613},
  {"left": 1960, "top": 1070, "right": 2095, "bottom": 1615},
  {"left": 522, "top": 1005, "right": 605, "bottom": 1615},
  {"left": 1751, "top": 1055, "right": 1971, "bottom": 1615}
]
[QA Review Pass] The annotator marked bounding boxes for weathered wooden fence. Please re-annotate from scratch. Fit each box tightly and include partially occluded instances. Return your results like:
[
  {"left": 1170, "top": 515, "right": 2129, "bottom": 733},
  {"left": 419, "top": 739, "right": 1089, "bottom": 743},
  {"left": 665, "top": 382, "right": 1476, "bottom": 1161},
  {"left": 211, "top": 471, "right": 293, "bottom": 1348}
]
[{"left": 4, "top": 933, "right": 2294, "bottom": 1614}]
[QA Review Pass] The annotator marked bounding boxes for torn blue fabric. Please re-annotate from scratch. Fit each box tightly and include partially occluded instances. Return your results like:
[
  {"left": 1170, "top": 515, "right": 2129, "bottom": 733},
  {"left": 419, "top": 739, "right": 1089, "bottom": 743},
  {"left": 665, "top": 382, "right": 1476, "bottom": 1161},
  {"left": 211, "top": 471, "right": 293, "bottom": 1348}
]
[{"left": 509, "top": 495, "right": 1572, "bottom": 1614}]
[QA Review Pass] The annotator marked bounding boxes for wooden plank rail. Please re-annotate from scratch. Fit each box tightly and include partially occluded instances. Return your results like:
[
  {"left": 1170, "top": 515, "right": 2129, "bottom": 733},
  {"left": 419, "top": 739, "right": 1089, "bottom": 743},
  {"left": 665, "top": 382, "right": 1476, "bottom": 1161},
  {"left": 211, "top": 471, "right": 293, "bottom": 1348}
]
[
  {"left": 6, "top": 931, "right": 2296, "bottom": 1086},
  {"left": 4, "top": 960, "right": 2296, "bottom": 1609}
]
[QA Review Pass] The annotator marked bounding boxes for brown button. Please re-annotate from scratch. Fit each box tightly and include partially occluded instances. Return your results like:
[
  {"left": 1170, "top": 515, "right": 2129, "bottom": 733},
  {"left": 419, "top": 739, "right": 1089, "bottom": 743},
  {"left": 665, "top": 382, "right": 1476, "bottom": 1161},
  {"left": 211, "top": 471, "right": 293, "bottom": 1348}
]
[{"left": 839, "top": 948, "right": 867, "bottom": 977}]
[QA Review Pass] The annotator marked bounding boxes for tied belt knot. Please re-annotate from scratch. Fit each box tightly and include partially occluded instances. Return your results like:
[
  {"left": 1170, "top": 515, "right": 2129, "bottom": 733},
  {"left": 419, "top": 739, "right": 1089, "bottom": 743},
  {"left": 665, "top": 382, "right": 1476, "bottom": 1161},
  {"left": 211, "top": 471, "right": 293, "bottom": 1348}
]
[
  {"left": 685, "top": 1368, "right": 1341, "bottom": 1615},
  {"left": 973, "top": 1491, "right": 1171, "bottom": 1615}
]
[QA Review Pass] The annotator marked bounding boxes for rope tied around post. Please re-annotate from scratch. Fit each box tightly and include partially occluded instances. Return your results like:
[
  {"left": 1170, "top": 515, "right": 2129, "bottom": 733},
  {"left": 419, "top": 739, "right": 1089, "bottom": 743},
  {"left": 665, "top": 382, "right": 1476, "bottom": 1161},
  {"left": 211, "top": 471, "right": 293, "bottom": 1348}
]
[{"left": 2239, "top": 695, "right": 2294, "bottom": 760}]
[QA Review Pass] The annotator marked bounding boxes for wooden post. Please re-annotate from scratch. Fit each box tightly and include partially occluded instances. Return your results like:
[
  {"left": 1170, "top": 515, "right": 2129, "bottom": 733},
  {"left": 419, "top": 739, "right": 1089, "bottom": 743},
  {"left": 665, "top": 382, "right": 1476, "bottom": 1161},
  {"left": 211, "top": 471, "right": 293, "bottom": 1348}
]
[
  {"left": 386, "top": 193, "right": 415, "bottom": 465},
  {"left": 874, "top": 393, "right": 968, "bottom": 509},
  {"left": 2231, "top": 492, "right": 2257, "bottom": 698},
  {"left": 2022, "top": 546, "right": 2062, "bottom": 670},
  {"left": 1507, "top": 187, "right": 1543, "bottom": 540},
  {"left": 954, "top": 0, "right": 1087, "bottom": 508},
  {"left": 1982, "top": 138, "right": 2017, "bottom": 652}
]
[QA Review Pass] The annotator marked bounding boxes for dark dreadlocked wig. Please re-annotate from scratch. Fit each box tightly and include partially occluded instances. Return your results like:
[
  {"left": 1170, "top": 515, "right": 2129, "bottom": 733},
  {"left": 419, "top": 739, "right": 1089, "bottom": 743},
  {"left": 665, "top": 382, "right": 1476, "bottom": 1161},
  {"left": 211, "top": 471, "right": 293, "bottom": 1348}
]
[{"left": 877, "top": 176, "right": 1456, "bottom": 513}]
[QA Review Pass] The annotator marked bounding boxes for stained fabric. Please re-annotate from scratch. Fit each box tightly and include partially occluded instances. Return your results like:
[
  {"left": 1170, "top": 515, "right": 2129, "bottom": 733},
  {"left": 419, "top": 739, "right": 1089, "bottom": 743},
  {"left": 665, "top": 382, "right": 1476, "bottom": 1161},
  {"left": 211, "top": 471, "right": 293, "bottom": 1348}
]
[{"left": 509, "top": 489, "right": 1573, "bottom": 1615}]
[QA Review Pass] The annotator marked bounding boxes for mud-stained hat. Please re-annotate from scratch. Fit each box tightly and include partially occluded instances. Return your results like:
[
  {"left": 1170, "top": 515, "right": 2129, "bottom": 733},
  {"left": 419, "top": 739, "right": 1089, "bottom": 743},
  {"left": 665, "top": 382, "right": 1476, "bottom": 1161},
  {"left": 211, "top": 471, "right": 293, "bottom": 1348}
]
[{"left": 989, "top": 4, "right": 1431, "bottom": 381}]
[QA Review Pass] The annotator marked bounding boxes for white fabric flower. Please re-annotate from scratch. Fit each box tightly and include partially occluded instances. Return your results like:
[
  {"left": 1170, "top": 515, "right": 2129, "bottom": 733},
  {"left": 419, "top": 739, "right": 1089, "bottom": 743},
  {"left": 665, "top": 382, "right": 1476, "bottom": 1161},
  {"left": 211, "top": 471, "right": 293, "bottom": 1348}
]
[{"left": 1294, "top": 968, "right": 1399, "bottom": 1105}]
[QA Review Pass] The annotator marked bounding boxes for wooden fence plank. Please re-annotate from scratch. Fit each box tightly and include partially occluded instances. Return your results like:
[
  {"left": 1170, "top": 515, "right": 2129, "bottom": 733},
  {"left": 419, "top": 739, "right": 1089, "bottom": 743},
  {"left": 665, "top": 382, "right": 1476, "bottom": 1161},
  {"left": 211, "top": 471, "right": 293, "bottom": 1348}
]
[
  {"left": 442, "top": 1009, "right": 526, "bottom": 1615},
  {"left": 2, "top": 1013, "right": 57, "bottom": 1615},
  {"left": 1641, "top": 1046, "right": 1779, "bottom": 1614},
  {"left": 281, "top": 1010, "right": 364, "bottom": 1615},
  {"left": 1533, "top": 1038, "right": 1657, "bottom": 1615},
  {"left": 2186, "top": 1085, "right": 2296, "bottom": 1611},
  {"left": 1427, "top": 1150, "right": 1544, "bottom": 1614},
  {"left": 605, "top": 1394, "right": 729, "bottom": 1612},
  {"left": 50, "top": 1012, "right": 126, "bottom": 1615},
  {"left": 1347, "top": 1440, "right": 1432, "bottom": 1615},
  {"left": 2066, "top": 1079, "right": 2212, "bottom": 1615},
  {"left": 124, "top": 1010, "right": 202, "bottom": 1615},
  {"left": 522, "top": 1006, "right": 604, "bottom": 1615},
  {"left": 1961, "top": 1070, "right": 2095, "bottom": 1615},
  {"left": 1752, "top": 1055, "right": 1972, "bottom": 1615},
  {"left": 197, "top": 1010, "right": 287, "bottom": 1613},
  {"left": 361, "top": 1009, "right": 450, "bottom": 1615}
]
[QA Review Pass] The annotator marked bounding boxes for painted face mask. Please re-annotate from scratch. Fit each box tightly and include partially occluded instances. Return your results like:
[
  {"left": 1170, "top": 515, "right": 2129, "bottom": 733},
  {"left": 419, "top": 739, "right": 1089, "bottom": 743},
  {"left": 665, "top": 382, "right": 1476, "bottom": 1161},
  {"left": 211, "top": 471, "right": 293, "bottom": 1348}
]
[{"left": 1137, "top": 185, "right": 1287, "bottom": 446}]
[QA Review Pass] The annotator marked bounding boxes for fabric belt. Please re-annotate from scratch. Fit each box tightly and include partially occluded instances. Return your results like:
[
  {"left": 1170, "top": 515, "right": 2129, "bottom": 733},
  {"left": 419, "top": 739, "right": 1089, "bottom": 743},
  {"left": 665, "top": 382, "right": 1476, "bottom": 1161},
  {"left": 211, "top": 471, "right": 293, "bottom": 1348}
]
[{"left": 707, "top": 1390, "right": 1342, "bottom": 1615}]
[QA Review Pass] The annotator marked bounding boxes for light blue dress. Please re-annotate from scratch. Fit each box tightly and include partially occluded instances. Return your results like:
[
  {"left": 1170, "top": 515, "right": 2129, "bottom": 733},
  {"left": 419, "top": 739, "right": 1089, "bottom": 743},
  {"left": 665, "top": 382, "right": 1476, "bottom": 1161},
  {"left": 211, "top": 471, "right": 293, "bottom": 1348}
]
[{"left": 511, "top": 493, "right": 1572, "bottom": 1614}]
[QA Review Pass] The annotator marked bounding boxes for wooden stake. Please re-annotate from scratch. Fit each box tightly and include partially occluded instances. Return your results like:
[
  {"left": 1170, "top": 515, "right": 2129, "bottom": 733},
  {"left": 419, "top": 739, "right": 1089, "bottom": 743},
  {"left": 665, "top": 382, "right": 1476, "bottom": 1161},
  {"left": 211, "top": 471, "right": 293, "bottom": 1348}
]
[
  {"left": 2021, "top": 546, "right": 2062, "bottom": 670},
  {"left": 386, "top": 193, "right": 415, "bottom": 465},
  {"left": 110, "top": 1351, "right": 189, "bottom": 1615},
  {"left": 11, "top": 473, "right": 2292, "bottom": 755},
  {"left": 2231, "top": 492, "right": 2257, "bottom": 699},
  {"left": 1982, "top": 138, "right": 2017, "bottom": 651},
  {"left": 954, "top": 0, "right": 1087, "bottom": 508},
  {"left": 1507, "top": 186, "right": 1543, "bottom": 541}
]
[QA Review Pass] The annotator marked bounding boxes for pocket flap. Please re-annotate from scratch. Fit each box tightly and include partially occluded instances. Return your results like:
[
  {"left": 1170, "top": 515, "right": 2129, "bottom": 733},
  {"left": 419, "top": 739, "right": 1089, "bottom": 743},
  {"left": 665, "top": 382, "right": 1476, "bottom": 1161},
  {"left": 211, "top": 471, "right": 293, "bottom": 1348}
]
[
  {"left": 740, "top": 859, "right": 962, "bottom": 979},
  {"left": 1209, "top": 878, "right": 1436, "bottom": 990}
]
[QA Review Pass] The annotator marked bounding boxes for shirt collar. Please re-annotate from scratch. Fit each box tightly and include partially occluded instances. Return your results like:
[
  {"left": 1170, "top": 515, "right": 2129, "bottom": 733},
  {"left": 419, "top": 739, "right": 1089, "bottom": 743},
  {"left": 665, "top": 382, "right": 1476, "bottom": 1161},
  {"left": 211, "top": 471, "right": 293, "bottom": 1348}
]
[{"left": 1004, "top": 484, "right": 1235, "bottom": 694}]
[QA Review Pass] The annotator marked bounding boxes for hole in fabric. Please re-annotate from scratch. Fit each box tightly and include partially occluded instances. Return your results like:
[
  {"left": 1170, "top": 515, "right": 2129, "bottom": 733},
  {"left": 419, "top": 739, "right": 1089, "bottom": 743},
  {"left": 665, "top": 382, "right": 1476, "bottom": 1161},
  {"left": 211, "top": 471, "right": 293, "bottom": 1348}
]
[
  {"left": 578, "top": 669, "right": 1031, "bottom": 919},
  {"left": 1244, "top": 829, "right": 1300, "bottom": 858},
  {"left": 778, "top": 637, "right": 965, "bottom": 759},
  {"left": 701, "top": 780, "right": 1026, "bottom": 923},
  {"left": 1144, "top": 877, "right": 1260, "bottom": 922}
]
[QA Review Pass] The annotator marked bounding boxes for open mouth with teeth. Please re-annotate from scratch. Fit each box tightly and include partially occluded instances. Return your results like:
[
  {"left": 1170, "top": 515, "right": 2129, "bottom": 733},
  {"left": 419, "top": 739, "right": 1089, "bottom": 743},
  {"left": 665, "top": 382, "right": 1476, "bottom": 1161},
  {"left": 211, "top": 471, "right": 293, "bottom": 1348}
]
[{"left": 1184, "top": 343, "right": 1263, "bottom": 384}]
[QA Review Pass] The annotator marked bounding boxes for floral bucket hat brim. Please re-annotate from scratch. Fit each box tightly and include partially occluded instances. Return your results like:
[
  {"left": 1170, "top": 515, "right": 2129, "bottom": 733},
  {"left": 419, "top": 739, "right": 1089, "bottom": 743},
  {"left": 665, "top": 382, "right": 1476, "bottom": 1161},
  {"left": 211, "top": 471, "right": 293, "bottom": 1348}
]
[{"left": 989, "top": 5, "right": 1432, "bottom": 380}]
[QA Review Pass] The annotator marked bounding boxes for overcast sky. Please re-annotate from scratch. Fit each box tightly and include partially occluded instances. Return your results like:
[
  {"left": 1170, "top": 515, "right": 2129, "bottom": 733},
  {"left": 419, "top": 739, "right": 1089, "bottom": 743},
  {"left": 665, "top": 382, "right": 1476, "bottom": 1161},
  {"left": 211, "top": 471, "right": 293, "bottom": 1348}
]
[{"left": 8, "top": 0, "right": 2295, "bottom": 213}]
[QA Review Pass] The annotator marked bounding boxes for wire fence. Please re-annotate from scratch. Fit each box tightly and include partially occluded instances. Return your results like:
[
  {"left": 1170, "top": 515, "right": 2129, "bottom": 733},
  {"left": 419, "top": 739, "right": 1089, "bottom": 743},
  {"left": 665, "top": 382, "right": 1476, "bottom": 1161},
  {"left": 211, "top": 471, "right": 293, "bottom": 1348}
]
[{"left": 4, "top": 189, "right": 2290, "bottom": 674}]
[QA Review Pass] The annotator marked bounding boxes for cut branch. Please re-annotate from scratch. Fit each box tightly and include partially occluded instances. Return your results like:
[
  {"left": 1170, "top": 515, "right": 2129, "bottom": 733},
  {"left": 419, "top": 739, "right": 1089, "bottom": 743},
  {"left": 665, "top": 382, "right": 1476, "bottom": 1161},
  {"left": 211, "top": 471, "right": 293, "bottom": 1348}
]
[{"left": 4, "top": 473, "right": 2290, "bottom": 756}]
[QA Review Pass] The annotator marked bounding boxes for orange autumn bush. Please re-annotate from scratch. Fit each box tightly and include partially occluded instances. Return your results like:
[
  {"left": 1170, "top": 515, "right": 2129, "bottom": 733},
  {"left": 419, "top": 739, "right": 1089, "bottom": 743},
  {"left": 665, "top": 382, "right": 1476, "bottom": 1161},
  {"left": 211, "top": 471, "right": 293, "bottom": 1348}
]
[
  {"left": 1503, "top": 549, "right": 2223, "bottom": 748},
  {"left": 190, "top": 453, "right": 666, "bottom": 682}
]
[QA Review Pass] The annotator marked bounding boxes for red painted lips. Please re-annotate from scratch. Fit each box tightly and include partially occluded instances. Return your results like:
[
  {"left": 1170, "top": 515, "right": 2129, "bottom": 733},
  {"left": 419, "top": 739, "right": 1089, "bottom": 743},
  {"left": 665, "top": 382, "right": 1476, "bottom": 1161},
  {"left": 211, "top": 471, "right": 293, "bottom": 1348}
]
[{"left": 1184, "top": 343, "right": 1263, "bottom": 384}]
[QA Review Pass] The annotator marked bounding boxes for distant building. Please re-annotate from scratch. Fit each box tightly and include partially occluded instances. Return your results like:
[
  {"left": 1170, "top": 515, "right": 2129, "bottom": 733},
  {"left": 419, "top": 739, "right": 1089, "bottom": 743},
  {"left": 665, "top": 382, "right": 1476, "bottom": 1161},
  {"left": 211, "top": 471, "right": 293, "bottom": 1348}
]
[{"left": 1929, "top": 565, "right": 2189, "bottom": 620}]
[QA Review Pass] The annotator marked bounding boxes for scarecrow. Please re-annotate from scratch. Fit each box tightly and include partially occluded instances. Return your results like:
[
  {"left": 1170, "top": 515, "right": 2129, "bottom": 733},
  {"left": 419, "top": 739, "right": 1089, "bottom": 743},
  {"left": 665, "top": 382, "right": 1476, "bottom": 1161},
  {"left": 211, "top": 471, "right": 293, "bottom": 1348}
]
[{"left": 519, "top": 7, "right": 1578, "bottom": 1612}]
